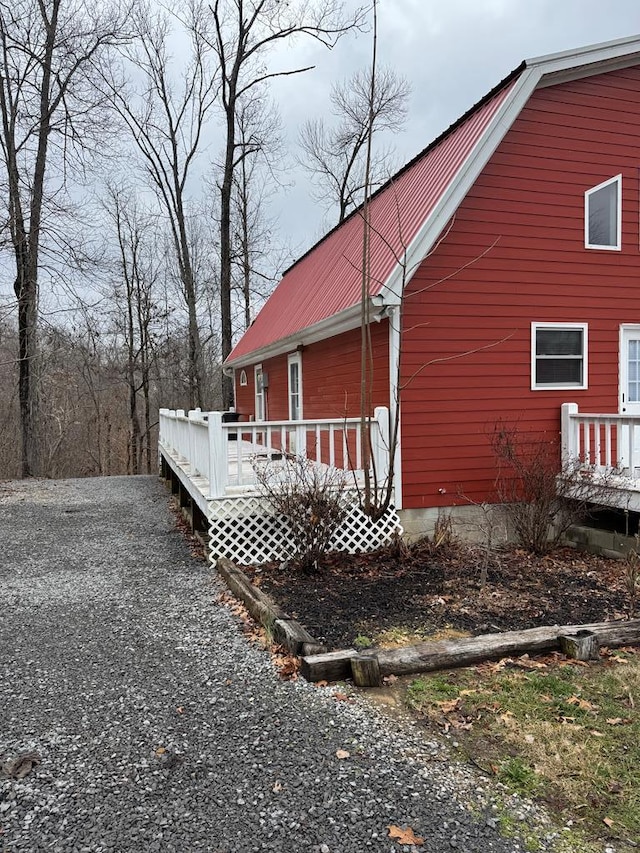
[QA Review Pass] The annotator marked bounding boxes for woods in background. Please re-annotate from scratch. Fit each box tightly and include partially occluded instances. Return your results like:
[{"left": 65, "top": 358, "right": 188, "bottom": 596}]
[{"left": 0, "top": 0, "right": 406, "bottom": 481}]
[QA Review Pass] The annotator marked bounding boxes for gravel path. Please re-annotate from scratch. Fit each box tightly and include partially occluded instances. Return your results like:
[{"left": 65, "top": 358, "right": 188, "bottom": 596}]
[{"left": 0, "top": 476, "right": 564, "bottom": 853}]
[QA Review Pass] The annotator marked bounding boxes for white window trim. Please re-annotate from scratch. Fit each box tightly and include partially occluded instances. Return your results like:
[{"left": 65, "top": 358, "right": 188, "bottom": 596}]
[
  {"left": 531, "top": 322, "right": 588, "bottom": 391},
  {"left": 254, "top": 364, "right": 265, "bottom": 421},
  {"left": 584, "top": 174, "right": 621, "bottom": 250},
  {"left": 287, "top": 352, "right": 303, "bottom": 421}
]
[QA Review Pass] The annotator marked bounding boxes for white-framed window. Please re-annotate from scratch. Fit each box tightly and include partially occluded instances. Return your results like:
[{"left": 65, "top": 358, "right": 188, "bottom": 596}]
[
  {"left": 531, "top": 323, "right": 588, "bottom": 390},
  {"left": 585, "top": 174, "right": 621, "bottom": 250},
  {"left": 239, "top": 369, "right": 247, "bottom": 387},
  {"left": 287, "top": 352, "right": 302, "bottom": 420},
  {"left": 254, "top": 364, "right": 266, "bottom": 421}
]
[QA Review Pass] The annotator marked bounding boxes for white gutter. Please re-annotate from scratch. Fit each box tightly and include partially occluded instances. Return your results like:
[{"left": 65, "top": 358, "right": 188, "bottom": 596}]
[
  {"left": 388, "top": 305, "right": 402, "bottom": 509},
  {"left": 226, "top": 300, "right": 379, "bottom": 369}
]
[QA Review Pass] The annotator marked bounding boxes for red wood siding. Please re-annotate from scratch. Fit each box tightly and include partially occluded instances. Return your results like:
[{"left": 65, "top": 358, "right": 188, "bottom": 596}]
[
  {"left": 400, "top": 66, "right": 640, "bottom": 509},
  {"left": 234, "top": 322, "right": 389, "bottom": 422}
]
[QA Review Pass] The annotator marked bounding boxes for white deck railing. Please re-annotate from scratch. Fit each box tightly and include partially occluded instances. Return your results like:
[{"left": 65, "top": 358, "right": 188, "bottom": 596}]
[
  {"left": 561, "top": 402, "right": 640, "bottom": 475},
  {"left": 159, "top": 407, "right": 391, "bottom": 499}
]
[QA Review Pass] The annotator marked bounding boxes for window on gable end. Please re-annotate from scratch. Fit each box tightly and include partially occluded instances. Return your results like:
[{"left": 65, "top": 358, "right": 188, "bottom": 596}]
[
  {"left": 585, "top": 175, "right": 621, "bottom": 250},
  {"left": 239, "top": 369, "right": 247, "bottom": 387},
  {"left": 531, "top": 323, "right": 587, "bottom": 390}
]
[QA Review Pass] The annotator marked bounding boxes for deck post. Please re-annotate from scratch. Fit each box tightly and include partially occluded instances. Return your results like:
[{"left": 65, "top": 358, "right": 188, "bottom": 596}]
[
  {"left": 158, "top": 408, "right": 169, "bottom": 450},
  {"left": 207, "top": 411, "right": 227, "bottom": 498},
  {"left": 561, "top": 402, "right": 579, "bottom": 464},
  {"left": 372, "top": 406, "right": 390, "bottom": 487},
  {"left": 188, "top": 409, "right": 200, "bottom": 474}
]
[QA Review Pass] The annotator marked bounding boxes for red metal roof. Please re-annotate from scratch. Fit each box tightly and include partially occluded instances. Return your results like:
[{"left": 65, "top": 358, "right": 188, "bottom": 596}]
[{"left": 227, "top": 75, "right": 519, "bottom": 365}]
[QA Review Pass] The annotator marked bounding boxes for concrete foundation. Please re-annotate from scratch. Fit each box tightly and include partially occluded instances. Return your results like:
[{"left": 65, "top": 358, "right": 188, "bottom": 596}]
[
  {"left": 398, "top": 504, "right": 511, "bottom": 547},
  {"left": 564, "top": 525, "right": 634, "bottom": 559}
]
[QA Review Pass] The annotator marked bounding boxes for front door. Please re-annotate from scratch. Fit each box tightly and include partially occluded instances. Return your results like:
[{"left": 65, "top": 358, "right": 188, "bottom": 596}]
[{"left": 619, "top": 325, "right": 640, "bottom": 470}]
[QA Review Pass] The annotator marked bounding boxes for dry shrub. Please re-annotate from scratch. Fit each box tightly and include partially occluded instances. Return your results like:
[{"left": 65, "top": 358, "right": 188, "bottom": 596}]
[
  {"left": 491, "top": 422, "right": 609, "bottom": 555},
  {"left": 624, "top": 543, "right": 640, "bottom": 618},
  {"left": 254, "top": 453, "right": 348, "bottom": 574}
]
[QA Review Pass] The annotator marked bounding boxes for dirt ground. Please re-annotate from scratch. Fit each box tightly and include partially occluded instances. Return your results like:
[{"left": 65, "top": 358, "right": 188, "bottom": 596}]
[{"left": 245, "top": 541, "right": 630, "bottom": 650}]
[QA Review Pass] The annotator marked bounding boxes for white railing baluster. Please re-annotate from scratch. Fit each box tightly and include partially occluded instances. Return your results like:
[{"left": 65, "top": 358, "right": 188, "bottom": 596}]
[{"left": 605, "top": 421, "right": 612, "bottom": 468}]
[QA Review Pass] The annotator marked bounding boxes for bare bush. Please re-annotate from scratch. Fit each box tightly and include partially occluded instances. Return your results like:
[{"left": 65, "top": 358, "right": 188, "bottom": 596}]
[
  {"left": 491, "top": 422, "right": 610, "bottom": 555},
  {"left": 254, "top": 454, "right": 348, "bottom": 574},
  {"left": 624, "top": 541, "right": 640, "bottom": 618}
]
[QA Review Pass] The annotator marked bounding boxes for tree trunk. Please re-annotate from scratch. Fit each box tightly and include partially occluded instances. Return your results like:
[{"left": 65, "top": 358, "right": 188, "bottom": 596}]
[
  {"left": 220, "top": 102, "right": 235, "bottom": 410},
  {"left": 14, "top": 267, "right": 39, "bottom": 478}
]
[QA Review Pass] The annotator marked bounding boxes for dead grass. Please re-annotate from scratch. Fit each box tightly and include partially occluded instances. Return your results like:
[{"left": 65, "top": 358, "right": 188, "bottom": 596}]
[
  {"left": 404, "top": 648, "right": 640, "bottom": 849},
  {"left": 374, "top": 625, "right": 470, "bottom": 649}
]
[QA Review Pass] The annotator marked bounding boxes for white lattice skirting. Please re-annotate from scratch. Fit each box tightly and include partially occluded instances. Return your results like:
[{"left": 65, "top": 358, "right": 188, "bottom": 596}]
[{"left": 208, "top": 493, "right": 402, "bottom": 565}]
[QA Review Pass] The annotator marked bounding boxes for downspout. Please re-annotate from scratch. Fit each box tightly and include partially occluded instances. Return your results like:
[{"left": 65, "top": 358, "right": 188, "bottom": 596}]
[{"left": 388, "top": 305, "right": 402, "bottom": 509}]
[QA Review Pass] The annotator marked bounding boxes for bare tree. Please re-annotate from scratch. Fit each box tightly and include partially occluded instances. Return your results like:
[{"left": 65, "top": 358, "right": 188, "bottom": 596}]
[
  {"left": 299, "top": 64, "right": 409, "bottom": 224},
  {"left": 0, "top": 0, "right": 133, "bottom": 477},
  {"left": 105, "top": 185, "right": 162, "bottom": 474},
  {"left": 206, "top": 0, "right": 364, "bottom": 409},
  {"left": 103, "top": 3, "right": 218, "bottom": 410},
  {"left": 230, "top": 92, "right": 285, "bottom": 331}
]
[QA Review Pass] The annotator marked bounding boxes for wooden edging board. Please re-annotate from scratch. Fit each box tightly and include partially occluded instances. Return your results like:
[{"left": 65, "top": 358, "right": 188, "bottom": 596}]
[
  {"left": 215, "top": 557, "right": 325, "bottom": 656},
  {"left": 301, "top": 619, "right": 640, "bottom": 685},
  {"left": 213, "top": 557, "right": 640, "bottom": 686}
]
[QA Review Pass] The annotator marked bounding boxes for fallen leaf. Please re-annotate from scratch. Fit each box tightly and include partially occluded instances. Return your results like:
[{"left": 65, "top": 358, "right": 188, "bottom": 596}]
[
  {"left": 606, "top": 717, "right": 624, "bottom": 725},
  {"left": 608, "top": 781, "right": 624, "bottom": 794},
  {"left": 603, "top": 817, "right": 615, "bottom": 828},
  {"left": 315, "top": 680, "right": 329, "bottom": 688},
  {"left": 388, "top": 824, "right": 425, "bottom": 846},
  {"left": 333, "top": 692, "right": 350, "bottom": 702},
  {"left": 273, "top": 780, "right": 283, "bottom": 792},
  {"left": 589, "top": 730, "right": 605, "bottom": 737},
  {"left": 567, "top": 695, "right": 597, "bottom": 711},
  {"left": 176, "top": 706, "right": 184, "bottom": 714},
  {"left": 437, "top": 698, "right": 460, "bottom": 714},
  {"left": 335, "top": 749, "right": 350, "bottom": 760},
  {"left": 155, "top": 747, "right": 166, "bottom": 756},
  {"left": 450, "top": 720, "right": 473, "bottom": 730},
  {"left": 383, "top": 674, "right": 398, "bottom": 685}
]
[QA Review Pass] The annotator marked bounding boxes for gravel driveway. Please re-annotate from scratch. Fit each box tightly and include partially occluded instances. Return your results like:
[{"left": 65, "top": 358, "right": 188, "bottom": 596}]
[{"left": 0, "top": 476, "right": 561, "bottom": 853}]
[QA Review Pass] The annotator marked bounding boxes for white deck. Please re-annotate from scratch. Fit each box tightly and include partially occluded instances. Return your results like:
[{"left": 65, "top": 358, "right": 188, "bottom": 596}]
[
  {"left": 158, "top": 407, "right": 391, "bottom": 514},
  {"left": 561, "top": 402, "right": 640, "bottom": 511}
]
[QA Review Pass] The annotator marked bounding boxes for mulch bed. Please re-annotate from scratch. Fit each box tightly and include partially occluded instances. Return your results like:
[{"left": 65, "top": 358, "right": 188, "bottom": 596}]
[{"left": 244, "top": 541, "right": 631, "bottom": 651}]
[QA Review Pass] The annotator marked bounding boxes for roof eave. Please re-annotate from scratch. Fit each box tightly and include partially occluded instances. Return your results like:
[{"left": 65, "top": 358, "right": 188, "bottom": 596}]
[
  {"left": 225, "top": 301, "right": 383, "bottom": 369},
  {"left": 383, "top": 65, "right": 542, "bottom": 302}
]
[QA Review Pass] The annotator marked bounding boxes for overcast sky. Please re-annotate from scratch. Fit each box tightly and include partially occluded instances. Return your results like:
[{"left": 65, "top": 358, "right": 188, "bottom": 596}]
[{"left": 269, "top": 0, "right": 640, "bottom": 261}]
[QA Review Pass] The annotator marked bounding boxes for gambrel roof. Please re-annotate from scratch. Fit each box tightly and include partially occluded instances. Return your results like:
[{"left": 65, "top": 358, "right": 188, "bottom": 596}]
[{"left": 226, "top": 34, "right": 640, "bottom": 368}]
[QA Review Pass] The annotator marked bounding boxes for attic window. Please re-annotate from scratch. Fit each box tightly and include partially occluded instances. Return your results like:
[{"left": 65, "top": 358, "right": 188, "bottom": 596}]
[
  {"left": 585, "top": 175, "right": 621, "bottom": 250},
  {"left": 239, "top": 369, "right": 247, "bottom": 386},
  {"left": 531, "top": 323, "right": 587, "bottom": 390}
]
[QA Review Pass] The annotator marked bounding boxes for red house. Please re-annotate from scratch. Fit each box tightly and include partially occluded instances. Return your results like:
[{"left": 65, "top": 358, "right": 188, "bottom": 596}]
[{"left": 225, "top": 35, "right": 640, "bottom": 538}]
